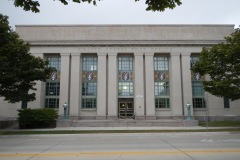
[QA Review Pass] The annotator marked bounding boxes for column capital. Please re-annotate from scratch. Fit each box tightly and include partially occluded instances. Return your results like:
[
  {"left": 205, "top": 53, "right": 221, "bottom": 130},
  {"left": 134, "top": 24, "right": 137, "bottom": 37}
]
[
  {"left": 71, "top": 53, "right": 81, "bottom": 56},
  {"left": 97, "top": 52, "right": 107, "bottom": 56},
  {"left": 170, "top": 52, "right": 181, "bottom": 56},
  {"left": 108, "top": 52, "right": 117, "bottom": 56},
  {"left": 144, "top": 52, "right": 154, "bottom": 56},
  {"left": 60, "top": 53, "right": 71, "bottom": 56},
  {"left": 134, "top": 52, "right": 144, "bottom": 56},
  {"left": 181, "top": 52, "right": 191, "bottom": 56}
]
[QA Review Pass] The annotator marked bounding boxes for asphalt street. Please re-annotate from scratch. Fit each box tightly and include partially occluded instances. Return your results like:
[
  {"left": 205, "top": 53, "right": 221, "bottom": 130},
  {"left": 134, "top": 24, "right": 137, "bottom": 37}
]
[{"left": 0, "top": 132, "right": 240, "bottom": 160}]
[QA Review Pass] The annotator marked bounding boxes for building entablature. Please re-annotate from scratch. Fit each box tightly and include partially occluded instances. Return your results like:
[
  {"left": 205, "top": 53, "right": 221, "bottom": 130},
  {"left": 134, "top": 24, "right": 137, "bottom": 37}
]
[{"left": 28, "top": 40, "right": 225, "bottom": 47}]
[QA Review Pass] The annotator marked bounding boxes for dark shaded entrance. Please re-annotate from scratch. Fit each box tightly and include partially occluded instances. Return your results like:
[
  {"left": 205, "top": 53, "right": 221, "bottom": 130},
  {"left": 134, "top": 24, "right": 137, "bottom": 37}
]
[{"left": 118, "top": 98, "right": 134, "bottom": 119}]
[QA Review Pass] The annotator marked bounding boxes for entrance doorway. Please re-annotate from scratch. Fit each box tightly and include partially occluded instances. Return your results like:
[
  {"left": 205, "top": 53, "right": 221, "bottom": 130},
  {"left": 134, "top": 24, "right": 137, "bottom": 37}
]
[{"left": 118, "top": 99, "right": 134, "bottom": 119}]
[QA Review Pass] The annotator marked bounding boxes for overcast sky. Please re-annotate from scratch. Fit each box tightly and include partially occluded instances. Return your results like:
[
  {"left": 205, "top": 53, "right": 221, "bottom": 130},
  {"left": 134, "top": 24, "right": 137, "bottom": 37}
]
[{"left": 0, "top": 0, "right": 240, "bottom": 30}]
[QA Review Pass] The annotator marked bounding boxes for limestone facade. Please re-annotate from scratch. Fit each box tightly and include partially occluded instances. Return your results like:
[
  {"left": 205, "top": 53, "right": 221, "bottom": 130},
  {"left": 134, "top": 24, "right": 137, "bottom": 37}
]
[{"left": 0, "top": 25, "right": 239, "bottom": 121}]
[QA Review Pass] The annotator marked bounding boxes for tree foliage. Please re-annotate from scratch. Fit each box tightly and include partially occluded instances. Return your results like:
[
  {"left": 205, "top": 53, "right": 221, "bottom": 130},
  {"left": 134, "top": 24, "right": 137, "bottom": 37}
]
[
  {"left": 0, "top": 14, "right": 52, "bottom": 108},
  {"left": 192, "top": 28, "right": 240, "bottom": 101},
  {"left": 13, "top": 0, "right": 182, "bottom": 13}
]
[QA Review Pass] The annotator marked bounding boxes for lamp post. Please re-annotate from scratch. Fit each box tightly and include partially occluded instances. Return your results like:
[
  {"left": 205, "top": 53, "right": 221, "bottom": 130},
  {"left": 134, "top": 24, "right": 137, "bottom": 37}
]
[
  {"left": 63, "top": 102, "right": 68, "bottom": 120},
  {"left": 186, "top": 103, "right": 191, "bottom": 120}
]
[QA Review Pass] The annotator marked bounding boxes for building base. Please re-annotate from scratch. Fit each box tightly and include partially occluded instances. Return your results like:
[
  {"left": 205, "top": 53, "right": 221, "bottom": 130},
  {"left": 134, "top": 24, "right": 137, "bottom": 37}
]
[
  {"left": 146, "top": 116, "right": 157, "bottom": 120},
  {"left": 96, "top": 116, "right": 107, "bottom": 120},
  {"left": 107, "top": 116, "right": 118, "bottom": 120}
]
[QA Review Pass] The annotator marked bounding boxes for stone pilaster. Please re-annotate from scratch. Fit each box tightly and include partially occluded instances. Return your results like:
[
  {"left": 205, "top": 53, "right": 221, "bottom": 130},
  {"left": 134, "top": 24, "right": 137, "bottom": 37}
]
[
  {"left": 69, "top": 53, "right": 80, "bottom": 119},
  {"left": 59, "top": 53, "right": 71, "bottom": 116},
  {"left": 107, "top": 52, "right": 118, "bottom": 119},
  {"left": 96, "top": 52, "right": 107, "bottom": 119},
  {"left": 181, "top": 52, "right": 193, "bottom": 116},
  {"left": 134, "top": 52, "right": 145, "bottom": 119},
  {"left": 145, "top": 52, "right": 156, "bottom": 119},
  {"left": 170, "top": 52, "right": 183, "bottom": 117}
]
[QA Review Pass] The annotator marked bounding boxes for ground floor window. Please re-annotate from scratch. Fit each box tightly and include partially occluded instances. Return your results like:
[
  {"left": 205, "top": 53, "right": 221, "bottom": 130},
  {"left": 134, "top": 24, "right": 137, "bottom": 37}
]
[
  {"left": 192, "top": 82, "right": 205, "bottom": 108},
  {"left": 45, "top": 82, "right": 60, "bottom": 109},
  {"left": 155, "top": 98, "right": 170, "bottom": 108},
  {"left": 82, "top": 98, "right": 96, "bottom": 109},
  {"left": 45, "top": 98, "right": 59, "bottom": 108},
  {"left": 192, "top": 98, "right": 205, "bottom": 108}
]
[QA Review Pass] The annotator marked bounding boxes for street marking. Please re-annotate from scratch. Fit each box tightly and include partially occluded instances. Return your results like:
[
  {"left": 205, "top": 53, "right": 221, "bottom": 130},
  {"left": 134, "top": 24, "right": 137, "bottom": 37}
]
[
  {"left": 201, "top": 139, "right": 240, "bottom": 143},
  {"left": 0, "top": 150, "right": 240, "bottom": 157}
]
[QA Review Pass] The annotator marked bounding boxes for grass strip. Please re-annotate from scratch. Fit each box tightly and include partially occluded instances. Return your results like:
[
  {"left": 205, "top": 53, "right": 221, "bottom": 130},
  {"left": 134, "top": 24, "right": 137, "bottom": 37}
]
[
  {"left": 1, "top": 128, "right": 240, "bottom": 135},
  {"left": 199, "top": 121, "right": 240, "bottom": 127}
]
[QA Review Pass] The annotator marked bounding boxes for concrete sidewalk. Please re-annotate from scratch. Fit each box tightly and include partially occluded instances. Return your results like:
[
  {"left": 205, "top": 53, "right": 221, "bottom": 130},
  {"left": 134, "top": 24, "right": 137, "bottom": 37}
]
[{"left": 3, "top": 126, "right": 240, "bottom": 132}]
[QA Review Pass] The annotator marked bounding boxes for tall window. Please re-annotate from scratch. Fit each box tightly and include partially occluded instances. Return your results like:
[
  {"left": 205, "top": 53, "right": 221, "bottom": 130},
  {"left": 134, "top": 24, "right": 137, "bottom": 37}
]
[
  {"left": 191, "top": 56, "right": 206, "bottom": 108},
  {"left": 224, "top": 97, "right": 230, "bottom": 108},
  {"left": 118, "top": 56, "right": 134, "bottom": 96},
  {"left": 154, "top": 56, "right": 170, "bottom": 108},
  {"left": 45, "top": 56, "right": 61, "bottom": 108},
  {"left": 81, "top": 56, "right": 97, "bottom": 109}
]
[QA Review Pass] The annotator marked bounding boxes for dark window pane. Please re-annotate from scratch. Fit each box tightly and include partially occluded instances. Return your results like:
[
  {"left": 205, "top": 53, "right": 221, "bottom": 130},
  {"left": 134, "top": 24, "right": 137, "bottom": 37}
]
[{"left": 224, "top": 97, "right": 230, "bottom": 108}]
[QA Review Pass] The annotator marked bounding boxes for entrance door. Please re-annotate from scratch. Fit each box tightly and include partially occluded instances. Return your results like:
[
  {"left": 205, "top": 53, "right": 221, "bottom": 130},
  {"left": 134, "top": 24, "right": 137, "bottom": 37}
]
[{"left": 118, "top": 101, "right": 134, "bottom": 119}]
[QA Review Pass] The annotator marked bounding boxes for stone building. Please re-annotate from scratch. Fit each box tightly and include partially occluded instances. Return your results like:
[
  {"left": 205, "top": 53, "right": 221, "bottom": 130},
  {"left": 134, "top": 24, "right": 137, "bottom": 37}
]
[{"left": 1, "top": 25, "right": 239, "bottom": 122}]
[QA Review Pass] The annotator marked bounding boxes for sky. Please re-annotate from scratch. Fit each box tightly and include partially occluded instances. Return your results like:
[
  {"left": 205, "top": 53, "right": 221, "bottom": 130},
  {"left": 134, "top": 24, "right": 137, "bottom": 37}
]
[{"left": 0, "top": 0, "right": 240, "bottom": 30}]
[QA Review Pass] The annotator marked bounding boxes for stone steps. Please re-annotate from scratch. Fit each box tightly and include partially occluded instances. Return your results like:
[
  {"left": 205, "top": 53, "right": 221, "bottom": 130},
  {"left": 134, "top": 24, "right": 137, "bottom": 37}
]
[{"left": 57, "top": 119, "right": 198, "bottom": 127}]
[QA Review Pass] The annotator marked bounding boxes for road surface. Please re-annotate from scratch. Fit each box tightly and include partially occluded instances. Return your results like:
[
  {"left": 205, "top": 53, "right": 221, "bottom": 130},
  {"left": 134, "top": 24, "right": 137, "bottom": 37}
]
[{"left": 0, "top": 132, "right": 240, "bottom": 160}]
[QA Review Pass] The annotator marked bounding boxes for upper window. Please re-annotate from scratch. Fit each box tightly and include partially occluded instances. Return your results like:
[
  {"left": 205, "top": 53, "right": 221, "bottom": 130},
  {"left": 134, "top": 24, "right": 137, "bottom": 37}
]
[
  {"left": 192, "top": 82, "right": 204, "bottom": 97},
  {"left": 154, "top": 56, "right": 170, "bottom": 108},
  {"left": 45, "top": 56, "right": 61, "bottom": 109},
  {"left": 81, "top": 56, "right": 97, "bottom": 109},
  {"left": 82, "top": 82, "right": 97, "bottom": 96},
  {"left": 47, "top": 57, "right": 61, "bottom": 71},
  {"left": 118, "top": 57, "right": 133, "bottom": 71},
  {"left": 83, "top": 57, "right": 97, "bottom": 71},
  {"left": 190, "top": 56, "right": 199, "bottom": 68},
  {"left": 191, "top": 55, "right": 205, "bottom": 108},
  {"left": 118, "top": 82, "right": 134, "bottom": 96},
  {"left": 154, "top": 82, "right": 169, "bottom": 96},
  {"left": 154, "top": 57, "right": 169, "bottom": 71}
]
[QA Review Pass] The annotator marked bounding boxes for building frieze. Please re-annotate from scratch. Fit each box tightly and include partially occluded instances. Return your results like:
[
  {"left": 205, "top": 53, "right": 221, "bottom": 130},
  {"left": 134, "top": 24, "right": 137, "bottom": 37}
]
[{"left": 28, "top": 40, "right": 224, "bottom": 48}]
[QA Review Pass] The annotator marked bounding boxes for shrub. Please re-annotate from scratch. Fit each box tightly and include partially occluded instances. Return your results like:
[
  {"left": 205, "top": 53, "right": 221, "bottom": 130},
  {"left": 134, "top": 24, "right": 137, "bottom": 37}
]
[{"left": 18, "top": 108, "right": 58, "bottom": 129}]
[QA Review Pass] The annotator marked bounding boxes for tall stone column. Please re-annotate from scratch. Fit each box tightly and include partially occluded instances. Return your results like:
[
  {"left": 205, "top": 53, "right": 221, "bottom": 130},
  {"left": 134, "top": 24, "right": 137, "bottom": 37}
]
[
  {"left": 170, "top": 52, "right": 183, "bottom": 117},
  {"left": 181, "top": 52, "right": 193, "bottom": 116},
  {"left": 59, "top": 53, "right": 70, "bottom": 117},
  {"left": 69, "top": 53, "right": 80, "bottom": 119},
  {"left": 107, "top": 52, "right": 118, "bottom": 119},
  {"left": 97, "top": 52, "right": 107, "bottom": 119},
  {"left": 145, "top": 52, "right": 156, "bottom": 119},
  {"left": 134, "top": 52, "right": 145, "bottom": 119}
]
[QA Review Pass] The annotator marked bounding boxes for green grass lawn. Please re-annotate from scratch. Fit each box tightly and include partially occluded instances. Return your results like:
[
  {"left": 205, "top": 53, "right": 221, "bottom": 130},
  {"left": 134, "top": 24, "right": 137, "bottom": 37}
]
[{"left": 199, "top": 121, "right": 240, "bottom": 127}]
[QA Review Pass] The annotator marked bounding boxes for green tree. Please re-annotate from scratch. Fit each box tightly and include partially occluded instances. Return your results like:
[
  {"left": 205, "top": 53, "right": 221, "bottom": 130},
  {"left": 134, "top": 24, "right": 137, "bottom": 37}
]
[
  {"left": 0, "top": 14, "right": 52, "bottom": 108},
  {"left": 192, "top": 28, "right": 240, "bottom": 101},
  {"left": 13, "top": 0, "right": 182, "bottom": 13}
]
